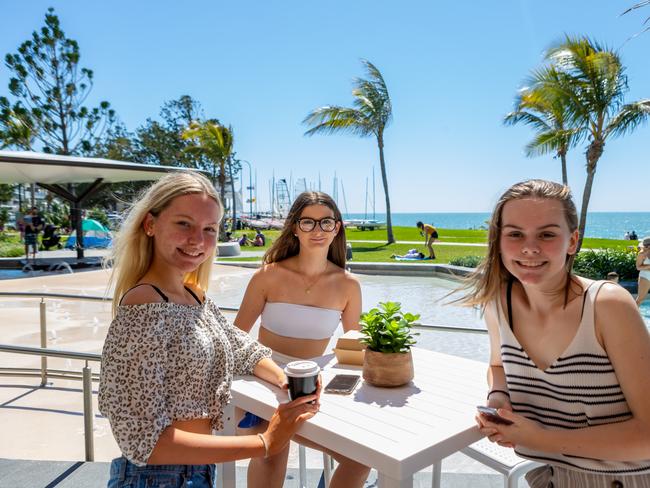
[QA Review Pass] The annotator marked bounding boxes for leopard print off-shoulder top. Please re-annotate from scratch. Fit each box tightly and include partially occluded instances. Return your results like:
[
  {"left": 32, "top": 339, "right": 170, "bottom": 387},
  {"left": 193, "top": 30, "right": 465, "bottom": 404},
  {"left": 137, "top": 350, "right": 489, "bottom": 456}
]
[{"left": 98, "top": 297, "right": 271, "bottom": 466}]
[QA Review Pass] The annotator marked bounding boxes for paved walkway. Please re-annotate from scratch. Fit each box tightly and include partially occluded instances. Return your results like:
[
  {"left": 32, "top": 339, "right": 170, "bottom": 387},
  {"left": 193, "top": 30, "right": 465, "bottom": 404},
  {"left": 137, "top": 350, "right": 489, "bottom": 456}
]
[{"left": 0, "top": 459, "right": 504, "bottom": 487}]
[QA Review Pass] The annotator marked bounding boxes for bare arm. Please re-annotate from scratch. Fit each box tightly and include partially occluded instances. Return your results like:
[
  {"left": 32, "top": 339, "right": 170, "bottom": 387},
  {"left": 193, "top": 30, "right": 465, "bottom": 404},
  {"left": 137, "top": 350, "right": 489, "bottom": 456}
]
[
  {"left": 253, "top": 357, "right": 286, "bottom": 388},
  {"left": 148, "top": 392, "right": 319, "bottom": 464},
  {"left": 484, "top": 303, "right": 510, "bottom": 409},
  {"left": 234, "top": 268, "right": 268, "bottom": 333},
  {"left": 340, "top": 274, "right": 362, "bottom": 332},
  {"left": 637, "top": 252, "right": 650, "bottom": 270}
]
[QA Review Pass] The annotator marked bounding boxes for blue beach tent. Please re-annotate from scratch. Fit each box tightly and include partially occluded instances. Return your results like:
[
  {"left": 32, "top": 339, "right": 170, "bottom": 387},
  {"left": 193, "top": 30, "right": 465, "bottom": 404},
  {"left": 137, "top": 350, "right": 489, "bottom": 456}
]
[{"left": 65, "top": 219, "right": 113, "bottom": 249}]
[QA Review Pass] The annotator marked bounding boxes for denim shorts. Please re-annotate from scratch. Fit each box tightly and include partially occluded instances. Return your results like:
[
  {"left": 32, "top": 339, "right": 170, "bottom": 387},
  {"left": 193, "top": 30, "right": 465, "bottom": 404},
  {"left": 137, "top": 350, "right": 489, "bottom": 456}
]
[{"left": 108, "top": 457, "right": 216, "bottom": 488}]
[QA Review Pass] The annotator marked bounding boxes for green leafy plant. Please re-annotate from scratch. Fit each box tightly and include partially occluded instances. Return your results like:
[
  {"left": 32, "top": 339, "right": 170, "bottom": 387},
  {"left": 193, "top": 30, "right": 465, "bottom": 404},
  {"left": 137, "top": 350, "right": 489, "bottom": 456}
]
[
  {"left": 360, "top": 301, "right": 419, "bottom": 353},
  {"left": 573, "top": 248, "right": 638, "bottom": 280},
  {"left": 449, "top": 255, "right": 484, "bottom": 268}
]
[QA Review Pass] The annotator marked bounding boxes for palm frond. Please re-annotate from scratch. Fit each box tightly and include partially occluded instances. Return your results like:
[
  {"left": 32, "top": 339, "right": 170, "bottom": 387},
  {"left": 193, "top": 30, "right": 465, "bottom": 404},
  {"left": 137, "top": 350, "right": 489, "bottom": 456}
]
[
  {"left": 504, "top": 110, "right": 551, "bottom": 132},
  {"left": 621, "top": 0, "right": 650, "bottom": 16},
  {"left": 605, "top": 99, "right": 650, "bottom": 138},
  {"left": 302, "top": 106, "right": 373, "bottom": 138}
]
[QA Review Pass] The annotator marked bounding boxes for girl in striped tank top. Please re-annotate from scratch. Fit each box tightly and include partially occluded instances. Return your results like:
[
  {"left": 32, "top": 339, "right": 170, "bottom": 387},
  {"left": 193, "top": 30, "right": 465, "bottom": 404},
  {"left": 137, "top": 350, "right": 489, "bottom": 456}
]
[{"left": 459, "top": 180, "right": 650, "bottom": 487}]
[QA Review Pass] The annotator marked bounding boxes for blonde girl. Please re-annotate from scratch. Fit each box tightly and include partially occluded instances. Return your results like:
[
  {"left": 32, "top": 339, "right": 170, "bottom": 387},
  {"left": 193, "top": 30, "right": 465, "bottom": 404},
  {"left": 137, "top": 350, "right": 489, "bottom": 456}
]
[{"left": 99, "top": 172, "right": 319, "bottom": 488}]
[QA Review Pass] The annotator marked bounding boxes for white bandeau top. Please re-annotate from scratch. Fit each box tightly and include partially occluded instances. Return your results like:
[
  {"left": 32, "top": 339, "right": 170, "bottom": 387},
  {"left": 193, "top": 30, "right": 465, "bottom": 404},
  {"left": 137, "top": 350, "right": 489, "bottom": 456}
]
[{"left": 260, "top": 302, "right": 341, "bottom": 340}]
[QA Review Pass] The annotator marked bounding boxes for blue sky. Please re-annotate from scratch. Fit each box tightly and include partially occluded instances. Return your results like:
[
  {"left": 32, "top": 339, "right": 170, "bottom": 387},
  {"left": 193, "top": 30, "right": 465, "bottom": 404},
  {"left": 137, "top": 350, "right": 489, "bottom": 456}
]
[{"left": 3, "top": 1, "right": 649, "bottom": 213}]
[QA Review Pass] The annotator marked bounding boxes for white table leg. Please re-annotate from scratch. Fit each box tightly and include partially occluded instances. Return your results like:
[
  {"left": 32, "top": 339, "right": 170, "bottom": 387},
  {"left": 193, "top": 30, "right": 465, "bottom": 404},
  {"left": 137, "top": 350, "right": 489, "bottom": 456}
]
[
  {"left": 378, "top": 472, "right": 414, "bottom": 488},
  {"left": 217, "top": 403, "right": 236, "bottom": 488}
]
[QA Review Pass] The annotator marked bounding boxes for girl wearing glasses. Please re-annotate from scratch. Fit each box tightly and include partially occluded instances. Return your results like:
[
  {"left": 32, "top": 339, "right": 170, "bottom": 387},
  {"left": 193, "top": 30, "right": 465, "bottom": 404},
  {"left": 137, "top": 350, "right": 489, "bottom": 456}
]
[{"left": 235, "top": 191, "right": 369, "bottom": 488}]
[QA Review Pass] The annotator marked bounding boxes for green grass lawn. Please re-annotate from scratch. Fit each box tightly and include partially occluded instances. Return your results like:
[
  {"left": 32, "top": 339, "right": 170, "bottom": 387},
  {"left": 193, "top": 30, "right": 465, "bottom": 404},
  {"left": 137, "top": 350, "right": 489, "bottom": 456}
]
[
  {"left": 218, "top": 242, "right": 487, "bottom": 264},
  {"left": 220, "top": 226, "right": 636, "bottom": 265},
  {"left": 0, "top": 225, "right": 637, "bottom": 261}
]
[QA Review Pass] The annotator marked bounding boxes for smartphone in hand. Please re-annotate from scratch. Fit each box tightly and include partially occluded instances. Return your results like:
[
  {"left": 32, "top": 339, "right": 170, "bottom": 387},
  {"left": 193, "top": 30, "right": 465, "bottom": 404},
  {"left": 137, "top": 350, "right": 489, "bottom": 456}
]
[
  {"left": 477, "top": 405, "right": 514, "bottom": 425},
  {"left": 324, "top": 374, "right": 360, "bottom": 395}
]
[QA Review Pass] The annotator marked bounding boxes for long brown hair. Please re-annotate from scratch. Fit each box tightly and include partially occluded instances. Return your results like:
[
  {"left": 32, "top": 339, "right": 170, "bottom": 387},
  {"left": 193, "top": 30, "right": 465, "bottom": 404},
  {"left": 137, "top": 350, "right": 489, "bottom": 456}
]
[
  {"left": 458, "top": 179, "right": 579, "bottom": 309},
  {"left": 107, "top": 172, "right": 223, "bottom": 316},
  {"left": 263, "top": 191, "right": 347, "bottom": 268}
]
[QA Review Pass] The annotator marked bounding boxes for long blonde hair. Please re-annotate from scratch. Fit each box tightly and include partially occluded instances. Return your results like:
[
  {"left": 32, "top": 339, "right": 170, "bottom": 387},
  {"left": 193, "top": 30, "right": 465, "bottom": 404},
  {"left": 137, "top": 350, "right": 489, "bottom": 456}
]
[
  {"left": 459, "top": 179, "right": 578, "bottom": 309},
  {"left": 107, "top": 172, "right": 222, "bottom": 316},
  {"left": 263, "top": 191, "right": 347, "bottom": 268}
]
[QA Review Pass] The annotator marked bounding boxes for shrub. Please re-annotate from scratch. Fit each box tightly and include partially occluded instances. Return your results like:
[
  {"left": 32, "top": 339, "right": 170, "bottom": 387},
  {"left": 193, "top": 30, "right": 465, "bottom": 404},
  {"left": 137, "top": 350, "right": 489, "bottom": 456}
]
[
  {"left": 0, "top": 242, "right": 25, "bottom": 257},
  {"left": 449, "top": 255, "right": 483, "bottom": 268},
  {"left": 573, "top": 249, "right": 637, "bottom": 281}
]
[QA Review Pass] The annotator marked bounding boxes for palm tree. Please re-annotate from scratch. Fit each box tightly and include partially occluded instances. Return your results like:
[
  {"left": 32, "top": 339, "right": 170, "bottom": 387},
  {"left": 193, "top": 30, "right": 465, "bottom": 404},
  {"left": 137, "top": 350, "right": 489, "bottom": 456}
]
[
  {"left": 504, "top": 66, "right": 580, "bottom": 185},
  {"left": 182, "top": 121, "right": 234, "bottom": 237},
  {"left": 303, "top": 60, "right": 395, "bottom": 244},
  {"left": 545, "top": 36, "right": 650, "bottom": 249}
]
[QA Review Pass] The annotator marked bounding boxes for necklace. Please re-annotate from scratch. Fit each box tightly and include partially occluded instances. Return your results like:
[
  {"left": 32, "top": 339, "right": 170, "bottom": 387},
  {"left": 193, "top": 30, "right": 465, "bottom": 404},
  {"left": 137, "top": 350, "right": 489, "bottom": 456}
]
[{"left": 301, "top": 264, "right": 328, "bottom": 294}]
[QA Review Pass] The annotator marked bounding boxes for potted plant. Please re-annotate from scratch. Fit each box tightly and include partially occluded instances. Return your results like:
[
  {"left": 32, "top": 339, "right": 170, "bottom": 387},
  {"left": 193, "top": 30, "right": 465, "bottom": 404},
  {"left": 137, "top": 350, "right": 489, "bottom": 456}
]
[{"left": 359, "top": 301, "right": 419, "bottom": 387}]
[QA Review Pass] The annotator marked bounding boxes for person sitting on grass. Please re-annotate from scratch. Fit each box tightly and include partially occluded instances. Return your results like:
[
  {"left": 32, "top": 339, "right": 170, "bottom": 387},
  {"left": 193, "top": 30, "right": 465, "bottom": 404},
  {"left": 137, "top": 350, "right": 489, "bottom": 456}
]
[
  {"left": 416, "top": 221, "right": 437, "bottom": 259},
  {"left": 252, "top": 230, "right": 266, "bottom": 247},
  {"left": 238, "top": 233, "right": 251, "bottom": 246}
]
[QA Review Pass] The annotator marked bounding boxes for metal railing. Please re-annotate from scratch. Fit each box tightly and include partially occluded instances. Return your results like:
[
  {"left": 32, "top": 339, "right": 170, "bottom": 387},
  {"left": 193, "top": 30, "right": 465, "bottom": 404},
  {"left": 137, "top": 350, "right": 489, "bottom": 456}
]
[
  {"left": 0, "top": 291, "right": 240, "bottom": 386},
  {"left": 0, "top": 344, "right": 100, "bottom": 462}
]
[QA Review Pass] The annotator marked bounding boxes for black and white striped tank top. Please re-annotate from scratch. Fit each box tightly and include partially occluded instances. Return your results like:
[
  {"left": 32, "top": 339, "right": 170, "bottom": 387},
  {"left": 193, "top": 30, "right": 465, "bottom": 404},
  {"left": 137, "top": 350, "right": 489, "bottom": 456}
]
[{"left": 492, "top": 280, "right": 650, "bottom": 475}]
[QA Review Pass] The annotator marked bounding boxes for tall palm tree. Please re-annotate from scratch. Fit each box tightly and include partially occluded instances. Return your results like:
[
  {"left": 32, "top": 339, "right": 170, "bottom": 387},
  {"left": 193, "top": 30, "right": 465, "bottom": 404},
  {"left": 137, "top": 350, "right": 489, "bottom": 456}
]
[
  {"left": 504, "top": 66, "right": 580, "bottom": 185},
  {"left": 182, "top": 121, "right": 234, "bottom": 237},
  {"left": 303, "top": 60, "right": 395, "bottom": 244},
  {"left": 545, "top": 36, "right": 650, "bottom": 249}
]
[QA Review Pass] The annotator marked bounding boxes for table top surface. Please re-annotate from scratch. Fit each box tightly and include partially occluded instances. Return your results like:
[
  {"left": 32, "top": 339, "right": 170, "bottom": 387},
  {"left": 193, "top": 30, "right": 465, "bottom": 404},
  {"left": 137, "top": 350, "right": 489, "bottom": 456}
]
[{"left": 231, "top": 348, "right": 488, "bottom": 479}]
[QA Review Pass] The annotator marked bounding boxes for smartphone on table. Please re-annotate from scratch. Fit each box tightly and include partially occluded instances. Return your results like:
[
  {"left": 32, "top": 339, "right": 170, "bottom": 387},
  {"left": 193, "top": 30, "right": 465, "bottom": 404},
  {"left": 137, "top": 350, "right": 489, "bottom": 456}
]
[
  {"left": 476, "top": 405, "right": 513, "bottom": 425},
  {"left": 324, "top": 374, "right": 361, "bottom": 395}
]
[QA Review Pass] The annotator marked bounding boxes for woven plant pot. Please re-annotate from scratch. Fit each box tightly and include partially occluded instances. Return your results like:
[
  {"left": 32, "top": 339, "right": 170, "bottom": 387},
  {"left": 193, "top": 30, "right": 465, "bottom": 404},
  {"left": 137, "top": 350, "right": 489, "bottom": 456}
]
[{"left": 362, "top": 349, "right": 414, "bottom": 387}]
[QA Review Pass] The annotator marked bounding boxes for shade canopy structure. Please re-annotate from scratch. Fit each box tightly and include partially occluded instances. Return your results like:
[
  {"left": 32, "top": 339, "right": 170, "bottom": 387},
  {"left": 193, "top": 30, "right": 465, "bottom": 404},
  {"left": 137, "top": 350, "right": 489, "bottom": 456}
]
[{"left": 0, "top": 150, "right": 207, "bottom": 259}]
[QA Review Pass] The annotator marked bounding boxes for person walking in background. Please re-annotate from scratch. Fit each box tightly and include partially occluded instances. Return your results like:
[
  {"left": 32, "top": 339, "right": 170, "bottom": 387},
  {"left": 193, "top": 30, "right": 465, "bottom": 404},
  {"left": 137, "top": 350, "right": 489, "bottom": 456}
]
[
  {"left": 636, "top": 237, "right": 650, "bottom": 306},
  {"left": 416, "top": 221, "right": 438, "bottom": 259},
  {"left": 23, "top": 207, "right": 44, "bottom": 261},
  {"left": 459, "top": 179, "right": 650, "bottom": 487},
  {"left": 98, "top": 173, "right": 320, "bottom": 488},
  {"left": 235, "top": 191, "right": 369, "bottom": 488}
]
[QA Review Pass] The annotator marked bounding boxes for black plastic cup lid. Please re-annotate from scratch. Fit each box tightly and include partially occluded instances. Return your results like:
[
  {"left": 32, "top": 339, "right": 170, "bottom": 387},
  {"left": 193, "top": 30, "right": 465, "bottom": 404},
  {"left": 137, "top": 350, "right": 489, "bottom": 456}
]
[{"left": 284, "top": 360, "right": 320, "bottom": 378}]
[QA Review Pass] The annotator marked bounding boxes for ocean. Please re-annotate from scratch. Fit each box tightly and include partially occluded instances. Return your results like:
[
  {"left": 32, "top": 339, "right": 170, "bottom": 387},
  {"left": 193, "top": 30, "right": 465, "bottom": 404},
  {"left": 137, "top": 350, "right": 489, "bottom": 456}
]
[{"left": 344, "top": 212, "right": 650, "bottom": 240}]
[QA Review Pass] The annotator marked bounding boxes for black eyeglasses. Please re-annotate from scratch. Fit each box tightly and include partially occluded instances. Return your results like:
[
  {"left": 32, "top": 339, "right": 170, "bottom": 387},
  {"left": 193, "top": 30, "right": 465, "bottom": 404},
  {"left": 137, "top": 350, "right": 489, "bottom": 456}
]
[{"left": 296, "top": 217, "right": 338, "bottom": 232}]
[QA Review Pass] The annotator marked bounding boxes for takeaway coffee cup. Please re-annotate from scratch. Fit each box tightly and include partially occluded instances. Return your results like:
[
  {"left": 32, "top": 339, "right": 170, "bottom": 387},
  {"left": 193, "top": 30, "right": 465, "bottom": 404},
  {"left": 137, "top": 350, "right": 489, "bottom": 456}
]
[{"left": 284, "top": 360, "right": 320, "bottom": 401}]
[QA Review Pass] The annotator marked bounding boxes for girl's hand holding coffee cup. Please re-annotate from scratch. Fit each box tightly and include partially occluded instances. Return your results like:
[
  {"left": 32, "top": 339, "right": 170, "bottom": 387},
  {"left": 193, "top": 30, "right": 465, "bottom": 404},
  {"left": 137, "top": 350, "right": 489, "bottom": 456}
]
[{"left": 262, "top": 392, "right": 320, "bottom": 456}]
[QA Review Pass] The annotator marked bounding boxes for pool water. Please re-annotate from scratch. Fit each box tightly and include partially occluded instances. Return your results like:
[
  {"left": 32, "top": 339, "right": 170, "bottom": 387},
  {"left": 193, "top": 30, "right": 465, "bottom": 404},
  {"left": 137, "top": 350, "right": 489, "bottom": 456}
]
[{"left": 209, "top": 272, "right": 650, "bottom": 330}]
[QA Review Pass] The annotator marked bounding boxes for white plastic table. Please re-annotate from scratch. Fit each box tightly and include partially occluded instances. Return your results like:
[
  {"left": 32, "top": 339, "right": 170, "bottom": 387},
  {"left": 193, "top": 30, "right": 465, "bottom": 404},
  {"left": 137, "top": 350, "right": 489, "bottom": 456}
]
[{"left": 219, "top": 348, "right": 487, "bottom": 488}]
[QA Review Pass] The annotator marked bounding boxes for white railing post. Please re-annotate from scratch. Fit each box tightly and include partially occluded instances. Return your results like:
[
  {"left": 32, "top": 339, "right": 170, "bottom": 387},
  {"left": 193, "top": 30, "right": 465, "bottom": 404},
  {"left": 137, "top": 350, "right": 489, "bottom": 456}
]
[
  {"left": 39, "top": 299, "right": 47, "bottom": 386},
  {"left": 82, "top": 362, "right": 95, "bottom": 461}
]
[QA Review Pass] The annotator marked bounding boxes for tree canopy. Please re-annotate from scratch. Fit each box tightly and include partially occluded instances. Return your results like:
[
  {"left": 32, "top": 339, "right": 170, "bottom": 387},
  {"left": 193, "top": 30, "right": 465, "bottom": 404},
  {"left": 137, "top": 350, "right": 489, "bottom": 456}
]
[{"left": 1, "top": 8, "right": 115, "bottom": 155}]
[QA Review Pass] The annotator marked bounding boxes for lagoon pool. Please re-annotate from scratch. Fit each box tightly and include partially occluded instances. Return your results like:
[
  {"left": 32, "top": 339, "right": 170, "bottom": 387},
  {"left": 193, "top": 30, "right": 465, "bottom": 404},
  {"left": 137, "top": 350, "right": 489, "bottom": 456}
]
[
  {"left": 210, "top": 271, "right": 650, "bottom": 328},
  {"left": 1, "top": 270, "right": 648, "bottom": 366}
]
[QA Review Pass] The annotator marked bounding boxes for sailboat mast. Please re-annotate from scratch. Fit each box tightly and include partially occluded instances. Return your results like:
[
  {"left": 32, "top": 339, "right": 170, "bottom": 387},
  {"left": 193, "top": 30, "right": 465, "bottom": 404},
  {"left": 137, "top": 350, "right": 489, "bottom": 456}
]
[
  {"left": 372, "top": 166, "right": 376, "bottom": 220},
  {"left": 364, "top": 178, "right": 368, "bottom": 220}
]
